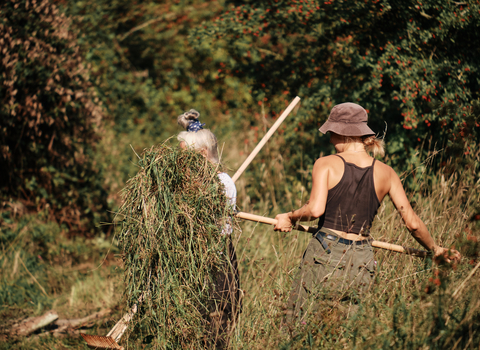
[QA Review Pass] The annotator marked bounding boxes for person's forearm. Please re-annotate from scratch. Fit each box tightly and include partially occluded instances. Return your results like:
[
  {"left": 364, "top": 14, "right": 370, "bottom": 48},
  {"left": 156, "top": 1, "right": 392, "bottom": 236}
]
[
  {"left": 409, "top": 220, "right": 437, "bottom": 251},
  {"left": 289, "top": 201, "right": 320, "bottom": 224},
  {"left": 409, "top": 219, "right": 461, "bottom": 263}
]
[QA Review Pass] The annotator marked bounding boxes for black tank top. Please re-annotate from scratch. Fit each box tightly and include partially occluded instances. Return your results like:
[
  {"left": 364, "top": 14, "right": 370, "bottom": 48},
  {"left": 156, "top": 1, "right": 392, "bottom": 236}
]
[{"left": 317, "top": 155, "right": 380, "bottom": 235}]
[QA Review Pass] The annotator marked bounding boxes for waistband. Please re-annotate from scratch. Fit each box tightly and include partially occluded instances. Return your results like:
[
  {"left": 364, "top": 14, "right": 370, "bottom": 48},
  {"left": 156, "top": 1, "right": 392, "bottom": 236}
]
[{"left": 315, "top": 227, "right": 373, "bottom": 246}]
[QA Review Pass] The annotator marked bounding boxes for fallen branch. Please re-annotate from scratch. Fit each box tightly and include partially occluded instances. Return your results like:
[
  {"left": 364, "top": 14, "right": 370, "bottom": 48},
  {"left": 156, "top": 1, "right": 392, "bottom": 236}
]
[
  {"left": 10, "top": 310, "right": 58, "bottom": 337},
  {"left": 52, "top": 308, "right": 112, "bottom": 333},
  {"left": 9, "top": 308, "right": 113, "bottom": 339}
]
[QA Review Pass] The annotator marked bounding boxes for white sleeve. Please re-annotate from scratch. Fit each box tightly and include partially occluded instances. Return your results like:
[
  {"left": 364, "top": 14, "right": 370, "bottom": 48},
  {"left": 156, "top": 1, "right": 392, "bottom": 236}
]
[
  {"left": 217, "top": 173, "right": 237, "bottom": 209},
  {"left": 217, "top": 173, "right": 237, "bottom": 235}
]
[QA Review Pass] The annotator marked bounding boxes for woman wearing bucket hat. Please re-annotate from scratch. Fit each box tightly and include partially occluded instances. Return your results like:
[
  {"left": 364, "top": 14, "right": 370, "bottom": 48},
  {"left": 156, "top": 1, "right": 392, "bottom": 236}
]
[{"left": 274, "top": 102, "right": 461, "bottom": 322}]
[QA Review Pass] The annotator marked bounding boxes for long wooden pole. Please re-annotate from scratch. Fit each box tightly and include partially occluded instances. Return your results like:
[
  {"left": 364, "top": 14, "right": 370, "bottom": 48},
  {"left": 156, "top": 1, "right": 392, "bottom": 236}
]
[
  {"left": 231, "top": 96, "right": 301, "bottom": 183},
  {"left": 235, "top": 211, "right": 429, "bottom": 257}
]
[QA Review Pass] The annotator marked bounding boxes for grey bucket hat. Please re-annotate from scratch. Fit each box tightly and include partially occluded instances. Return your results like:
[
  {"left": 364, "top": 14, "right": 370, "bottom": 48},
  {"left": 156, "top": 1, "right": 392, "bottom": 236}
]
[{"left": 319, "top": 102, "right": 375, "bottom": 136}]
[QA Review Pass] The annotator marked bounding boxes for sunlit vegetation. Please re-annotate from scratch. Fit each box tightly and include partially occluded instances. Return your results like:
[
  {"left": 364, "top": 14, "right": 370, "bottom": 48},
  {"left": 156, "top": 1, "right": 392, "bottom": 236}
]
[{"left": 1, "top": 0, "right": 479, "bottom": 349}]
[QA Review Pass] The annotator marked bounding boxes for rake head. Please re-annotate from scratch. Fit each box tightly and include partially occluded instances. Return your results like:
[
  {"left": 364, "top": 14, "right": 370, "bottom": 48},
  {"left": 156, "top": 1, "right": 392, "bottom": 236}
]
[{"left": 80, "top": 333, "right": 124, "bottom": 350}]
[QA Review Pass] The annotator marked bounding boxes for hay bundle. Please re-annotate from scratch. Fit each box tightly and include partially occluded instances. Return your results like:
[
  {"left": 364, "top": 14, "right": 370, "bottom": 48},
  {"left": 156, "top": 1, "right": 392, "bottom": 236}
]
[{"left": 117, "top": 142, "right": 235, "bottom": 347}]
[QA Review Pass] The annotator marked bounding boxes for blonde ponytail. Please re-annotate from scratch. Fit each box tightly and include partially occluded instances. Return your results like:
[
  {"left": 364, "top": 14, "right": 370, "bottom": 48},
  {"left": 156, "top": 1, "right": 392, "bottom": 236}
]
[{"left": 363, "top": 136, "right": 385, "bottom": 158}]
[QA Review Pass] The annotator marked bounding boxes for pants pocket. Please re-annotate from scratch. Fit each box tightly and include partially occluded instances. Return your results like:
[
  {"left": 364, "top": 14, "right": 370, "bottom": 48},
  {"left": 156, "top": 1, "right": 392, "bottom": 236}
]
[
  {"left": 351, "top": 247, "right": 375, "bottom": 293},
  {"left": 309, "top": 248, "right": 348, "bottom": 292}
]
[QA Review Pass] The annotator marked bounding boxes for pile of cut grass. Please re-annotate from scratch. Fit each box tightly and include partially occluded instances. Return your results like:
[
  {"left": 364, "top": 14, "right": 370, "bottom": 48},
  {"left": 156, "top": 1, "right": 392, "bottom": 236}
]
[{"left": 117, "top": 142, "right": 235, "bottom": 348}]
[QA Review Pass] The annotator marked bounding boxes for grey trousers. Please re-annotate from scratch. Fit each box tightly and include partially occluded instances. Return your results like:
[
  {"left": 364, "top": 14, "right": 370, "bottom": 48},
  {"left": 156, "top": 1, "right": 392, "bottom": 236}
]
[{"left": 286, "top": 228, "right": 376, "bottom": 323}]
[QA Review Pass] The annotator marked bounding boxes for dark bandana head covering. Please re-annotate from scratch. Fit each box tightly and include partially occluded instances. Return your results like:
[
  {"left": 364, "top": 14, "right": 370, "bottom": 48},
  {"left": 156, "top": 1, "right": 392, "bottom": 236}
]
[
  {"left": 179, "top": 109, "right": 205, "bottom": 132},
  {"left": 187, "top": 120, "right": 205, "bottom": 132}
]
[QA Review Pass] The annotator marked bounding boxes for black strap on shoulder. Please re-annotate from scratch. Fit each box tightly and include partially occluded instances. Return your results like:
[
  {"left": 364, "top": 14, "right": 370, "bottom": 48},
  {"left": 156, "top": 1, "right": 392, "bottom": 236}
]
[{"left": 334, "top": 154, "right": 346, "bottom": 163}]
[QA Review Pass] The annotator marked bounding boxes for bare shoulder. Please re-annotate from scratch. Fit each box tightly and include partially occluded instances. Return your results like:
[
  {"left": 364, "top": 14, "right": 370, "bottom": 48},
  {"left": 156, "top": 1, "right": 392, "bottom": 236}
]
[
  {"left": 314, "top": 154, "right": 342, "bottom": 166},
  {"left": 313, "top": 154, "right": 342, "bottom": 172},
  {"left": 372, "top": 159, "right": 397, "bottom": 197},
  {"left": 313, "top": 155, "right": 345, "bottom": 188},
  {"left": 374, "top": 159, "right": 395, "bottom": 175}
]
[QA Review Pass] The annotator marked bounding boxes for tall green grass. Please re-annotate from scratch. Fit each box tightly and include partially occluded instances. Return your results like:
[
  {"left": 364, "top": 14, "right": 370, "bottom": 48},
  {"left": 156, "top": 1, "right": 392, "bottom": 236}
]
[
  {"left": 0, "top": 211, "right": 123, "bottom": 349},
  {"left": 1, "top": 149, "right": 478, "bottom": 349},
  {"left": 229, "top": 150, "right": 480, "bottom": 349}
]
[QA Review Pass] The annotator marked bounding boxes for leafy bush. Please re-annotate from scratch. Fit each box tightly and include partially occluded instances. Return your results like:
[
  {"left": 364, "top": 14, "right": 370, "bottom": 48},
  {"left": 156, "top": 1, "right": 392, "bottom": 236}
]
[
  {"left": 0, "top": 0, "right": 108, "bottom": 233},
  {"left": 60, "top": 0, "right": 260, "bottom": 207},
  {"left": 191, "top": 0, "right": 480, "bottom": 197}
]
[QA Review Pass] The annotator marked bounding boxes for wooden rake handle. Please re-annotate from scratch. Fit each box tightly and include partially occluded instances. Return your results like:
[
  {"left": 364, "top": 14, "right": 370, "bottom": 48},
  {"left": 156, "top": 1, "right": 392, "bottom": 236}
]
[
  {"left": 106, "top": 293, "right": 145, "bottom": 343},
  {"left": 235, "top": 212, "right": 429, "bottom": 257},
  {"left": 232, "top": 96, "right": 301, "bottom": 183}
]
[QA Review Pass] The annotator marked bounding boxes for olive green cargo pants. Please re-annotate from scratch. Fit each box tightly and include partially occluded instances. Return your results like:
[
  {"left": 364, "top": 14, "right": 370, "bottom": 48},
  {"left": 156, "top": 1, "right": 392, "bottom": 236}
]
[{"left": 285, "top": 228, "right": 376, "bottom": 323}]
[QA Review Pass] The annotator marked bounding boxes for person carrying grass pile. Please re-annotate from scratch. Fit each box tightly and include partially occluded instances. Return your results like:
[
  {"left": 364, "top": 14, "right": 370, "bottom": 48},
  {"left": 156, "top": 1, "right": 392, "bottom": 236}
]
[
  {"left": 273, "top": 102, "right": 461, "bottom": 323},
  {"left": 177, "top": 109, "right": 241, "bottom": 349}
]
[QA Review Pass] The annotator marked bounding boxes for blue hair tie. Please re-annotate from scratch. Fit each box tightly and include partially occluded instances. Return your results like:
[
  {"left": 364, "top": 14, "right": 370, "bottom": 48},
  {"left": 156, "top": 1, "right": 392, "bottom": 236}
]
[{"left": 187, "top": 120, "right": 206, "bottom": 132}]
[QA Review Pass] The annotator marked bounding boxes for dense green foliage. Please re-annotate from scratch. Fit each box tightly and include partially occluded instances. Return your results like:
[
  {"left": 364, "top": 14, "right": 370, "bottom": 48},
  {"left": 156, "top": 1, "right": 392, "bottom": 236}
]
[
  {"left": 1, "top": 0, "right": 479, "bottom": 348},
  {"left": 63, "top": 0, "right": 255, "bottom": 188},
  {"left": 192, "top": 0, "right": 480, "bottom": 181},
  {"left": 66, "top": 0, "right": 225, "bottom": 136},
  {"left": 0, "top": 0, "right": 107, "bottom": 233},
  {"left": 2, "top": 0, "right": 479, "bottom": 228}
]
